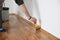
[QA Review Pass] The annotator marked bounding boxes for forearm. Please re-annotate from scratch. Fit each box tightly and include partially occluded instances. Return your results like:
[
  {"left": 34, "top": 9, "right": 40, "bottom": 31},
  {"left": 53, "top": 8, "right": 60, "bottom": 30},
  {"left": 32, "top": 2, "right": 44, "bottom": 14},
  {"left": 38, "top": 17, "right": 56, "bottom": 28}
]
[
  {"left": 15, "top": 0, "right": 37, "bottom": 24},
  {"left": 19, "top": 4, "right": 31, "bottom": 19}
]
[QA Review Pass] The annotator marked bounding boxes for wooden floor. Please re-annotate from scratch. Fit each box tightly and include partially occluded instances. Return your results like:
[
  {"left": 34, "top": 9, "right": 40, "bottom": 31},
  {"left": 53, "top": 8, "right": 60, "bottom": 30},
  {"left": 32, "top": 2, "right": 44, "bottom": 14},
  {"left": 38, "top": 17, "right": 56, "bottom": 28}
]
[{"left": 0, "top": 14, "right": 59, "bottom": 40}]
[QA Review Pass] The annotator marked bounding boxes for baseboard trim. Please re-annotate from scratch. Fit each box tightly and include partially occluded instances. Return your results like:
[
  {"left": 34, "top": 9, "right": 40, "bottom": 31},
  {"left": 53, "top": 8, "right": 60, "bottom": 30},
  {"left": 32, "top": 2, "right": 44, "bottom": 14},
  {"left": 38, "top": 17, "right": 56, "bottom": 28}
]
[{"left": 40, "top": 28, "right": 60, "bottom": 40}]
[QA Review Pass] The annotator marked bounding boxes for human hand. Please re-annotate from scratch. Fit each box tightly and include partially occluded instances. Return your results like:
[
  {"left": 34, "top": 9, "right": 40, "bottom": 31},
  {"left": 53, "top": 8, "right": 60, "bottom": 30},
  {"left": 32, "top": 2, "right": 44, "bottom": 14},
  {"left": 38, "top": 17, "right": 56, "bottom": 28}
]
[{"left": 30, "top": 17, "right": 37, "bottom": 24}]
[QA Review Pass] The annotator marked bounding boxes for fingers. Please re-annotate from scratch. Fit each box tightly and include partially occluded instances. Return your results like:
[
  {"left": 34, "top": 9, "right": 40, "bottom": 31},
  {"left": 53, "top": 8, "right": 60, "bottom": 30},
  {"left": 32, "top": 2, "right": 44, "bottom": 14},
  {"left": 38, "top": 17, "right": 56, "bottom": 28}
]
[{"left": 30, "top": 17, "right": 37, "bottom": 24}]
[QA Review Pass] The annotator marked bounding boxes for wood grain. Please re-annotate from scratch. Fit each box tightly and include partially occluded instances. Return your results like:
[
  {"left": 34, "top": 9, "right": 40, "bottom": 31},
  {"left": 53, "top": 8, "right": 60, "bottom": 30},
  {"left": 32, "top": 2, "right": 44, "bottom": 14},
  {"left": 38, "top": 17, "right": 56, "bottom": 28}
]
[{"left": 0, "top": 14, "right": 59, "bottom": 40}]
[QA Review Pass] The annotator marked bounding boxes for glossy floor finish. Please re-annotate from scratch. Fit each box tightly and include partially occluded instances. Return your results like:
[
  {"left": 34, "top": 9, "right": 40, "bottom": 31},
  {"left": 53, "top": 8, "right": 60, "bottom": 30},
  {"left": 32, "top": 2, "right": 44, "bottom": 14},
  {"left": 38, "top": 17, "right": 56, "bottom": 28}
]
[{"left": 0, "top": 14, "right": 59, "bottom": 40}]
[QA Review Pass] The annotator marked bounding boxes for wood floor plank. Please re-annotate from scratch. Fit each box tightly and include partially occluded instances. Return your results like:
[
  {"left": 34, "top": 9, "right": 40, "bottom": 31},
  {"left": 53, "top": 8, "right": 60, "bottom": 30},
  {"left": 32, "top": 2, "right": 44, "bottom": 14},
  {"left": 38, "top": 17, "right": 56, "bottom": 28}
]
[{"left": 0, "top": 14, "right": 59, "bottom": 40}]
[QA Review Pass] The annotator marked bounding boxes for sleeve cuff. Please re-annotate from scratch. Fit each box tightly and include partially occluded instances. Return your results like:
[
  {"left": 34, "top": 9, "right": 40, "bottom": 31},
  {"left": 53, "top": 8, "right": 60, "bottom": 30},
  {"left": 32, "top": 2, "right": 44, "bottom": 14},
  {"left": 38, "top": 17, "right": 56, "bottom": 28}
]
[{"left": 15, "top": 0, "right": 24, "bottom": 5}]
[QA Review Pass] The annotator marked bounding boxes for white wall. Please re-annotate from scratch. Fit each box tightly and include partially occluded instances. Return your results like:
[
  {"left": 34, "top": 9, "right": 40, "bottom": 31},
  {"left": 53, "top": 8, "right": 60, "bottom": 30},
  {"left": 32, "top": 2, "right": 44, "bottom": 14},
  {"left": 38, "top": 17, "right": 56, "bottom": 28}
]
[
  {"left": 32, "top": 0, "right": 41, "bottom": 24},
  {"left": 37, "top": 0, "right": 60, "bottom": 38},
  {"left": 4, "top": 0, "right": 18, "bottom": 14}
]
